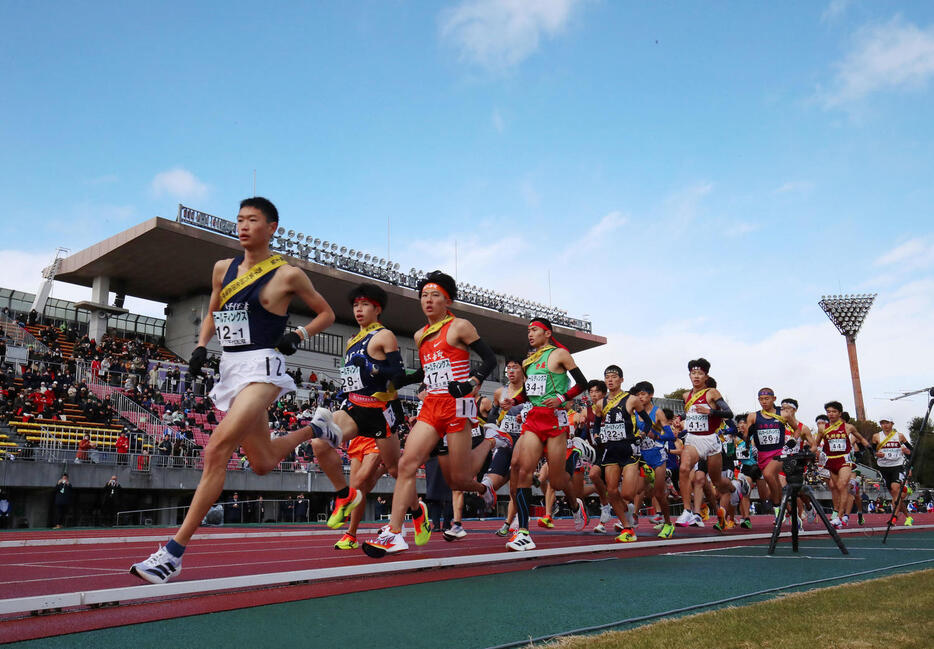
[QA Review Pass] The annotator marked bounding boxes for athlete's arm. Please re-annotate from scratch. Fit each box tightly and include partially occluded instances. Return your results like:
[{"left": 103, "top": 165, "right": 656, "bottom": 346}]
[
  {"left": 367, "top": 329, "right": 406, "bottom": 382},
  {"left": 189, "top": 259, "right": 229, "bottom": 375},
  {"left": 799, "top": 424, "right": 814, "bottom": 448},
  {"left": 744, "top": 412, "right": 756, "bottom": 441},
  {"left": 696, "top": 388, "right": 733, "bottom": 419},
  {"left": 846, "top": 424, "right": 869, "bottom": 449},
  {"left": 541, "top": 349, "right": 587, "bottom": 408},
  {"left": 287, "top": 267, "right": 336, "bottom": 338}
]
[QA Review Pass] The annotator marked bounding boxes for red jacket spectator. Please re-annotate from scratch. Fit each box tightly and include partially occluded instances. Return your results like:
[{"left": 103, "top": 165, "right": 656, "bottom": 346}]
[
  {"left": 76, "top": 435, "right": 94, "bottom": 462},
  {"left": 116, "top": 433, "right": 129, "bottom": 455}
]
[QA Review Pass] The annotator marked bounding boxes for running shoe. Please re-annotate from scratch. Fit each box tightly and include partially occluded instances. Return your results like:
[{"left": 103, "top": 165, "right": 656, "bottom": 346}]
[
  {"left": 650, "top": 514, "right": 664, "bottom": 525},
  {"left": 537, "top": 516, "right": 554, "bottom": 529},
  {"left": 506, "top": 529, "right": 536, "bottom": 552},
  {"left": 740, "top": 518, "right": 752, "bottom": 529},
  {"left": 675, "top": 509, "right": 694, "bottom": 527},
  {"left": 327, "top": 487, "right": 362, "bottom": 529},
  {"left": 615, "top": 528, "right": 637, "bottom": 543},
  {"left": 657, "top": 523, "right": 675, "bottom": 539},
  {"left": 483, "top": 424, "right": 512, "bottom": 449},
  {"left": 334, "top": 533, "right": 359, "bottom": 550},
  {"left": 130, "top": 545, "right": 183, "bottom": 584},
  {"left": 716, "top": 506, "right": 726, "bottom": 530},
  {"left": 725, "top": 519, "right": 736, "bottom": 530},
  {"left": 857, "top": 512, "right": 865, "bottom": 526},
  {"left": 495, "top": 523, "right": 511, "bottom": 537},
  {"left": 481, "top": 479, "right": 497, "bottom": 513},
  {"left": 905, "top": 516, "right": 914, "bottom": 527},
  {"left": 614, "top": 520, "right": 625, "bottom": 533},
  {"left": 599, "top": 504, "right": 612, "bottom": 524},
  {"left": 806, "top": 506, "right": 817, "bottom": 524},
  {"left": 443, "top": 523, "right": 467, "bottom": 542},
  {"left": 413, "top": 500, "right": 431, "bottom": 545},
  {"left": 310, "top": 407, "right": 342, "bottom": 448},
  {"left": 362, "top": 528, "right": 408, "bottom": 557},
  {"left": 690, "top": 513, "right": 705, "bottom": 528},
  {"left": 593, "top": 523, "right": 606, "bottom": 533},
  {"left": 572, "top": 498, "right": 588, "bottom": 531},
  {"left": 700, "top": 504, "right": 710, "bottom": 521},
  {"left": 653, "top": 522, "right": 664, "bottom": 531},
  {"left": 830, "top": 516, "right": 842, "bottom": 529}
]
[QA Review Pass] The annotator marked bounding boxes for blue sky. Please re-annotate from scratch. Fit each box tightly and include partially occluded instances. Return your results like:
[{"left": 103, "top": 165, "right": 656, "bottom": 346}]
[{"left": 2, "top": 1, "right": 933, "bottom": 426}]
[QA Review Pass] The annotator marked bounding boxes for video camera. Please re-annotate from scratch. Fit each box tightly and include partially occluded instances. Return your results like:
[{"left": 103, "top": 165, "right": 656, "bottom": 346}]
[{"left": 781, "top": 438, "right": 816, "bottom": 485}]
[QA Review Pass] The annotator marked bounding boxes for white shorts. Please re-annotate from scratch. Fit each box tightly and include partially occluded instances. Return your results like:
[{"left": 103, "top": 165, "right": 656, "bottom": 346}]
[
  {"left": 210, "top": 348, "right": 296, "bottom": 412},
  {"left": 685, "top": 433, "right": 722, "bottom": 459}
]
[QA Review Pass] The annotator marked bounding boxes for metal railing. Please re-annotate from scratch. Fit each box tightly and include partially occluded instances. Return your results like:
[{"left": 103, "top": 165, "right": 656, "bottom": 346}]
[
  {"left": 0, "top": 311, "right": 51, "bottom": 356},
  {"left": 115, "top": 498, "right": 337, "bottom": 527}
]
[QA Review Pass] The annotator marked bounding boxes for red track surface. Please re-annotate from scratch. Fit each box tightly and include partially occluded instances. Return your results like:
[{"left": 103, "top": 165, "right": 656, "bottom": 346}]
[{"left": 0, "top": 513, "right": 928, "bottom": 643}]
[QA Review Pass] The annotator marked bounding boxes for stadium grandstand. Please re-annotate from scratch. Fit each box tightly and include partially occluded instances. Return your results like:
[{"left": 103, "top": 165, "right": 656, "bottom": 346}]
[{"left": 0, "top": 205, "right": 607, "bottom": 529}]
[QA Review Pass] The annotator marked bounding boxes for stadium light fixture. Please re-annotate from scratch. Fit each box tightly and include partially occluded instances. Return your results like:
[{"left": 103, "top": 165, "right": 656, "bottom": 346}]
[{"left": 818, "top": 293, "right": 876, "bottom": 421}]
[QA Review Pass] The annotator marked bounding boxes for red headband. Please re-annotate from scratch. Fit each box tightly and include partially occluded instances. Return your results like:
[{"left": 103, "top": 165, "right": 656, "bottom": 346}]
[
  {"left": 421, "top": 282, "right": 451, "bottom": 300},
  {"left": 529, "top": 320, "right": 568, "bottom": 350},
  {"left": 353, "top": 297, "right": 381, "bottom": 309}
]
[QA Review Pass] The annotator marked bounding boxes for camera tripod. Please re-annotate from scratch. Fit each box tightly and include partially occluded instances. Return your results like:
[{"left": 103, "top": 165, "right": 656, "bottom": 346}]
[{"left": 767, "top": 469, "right": 848, "bottom": 555}]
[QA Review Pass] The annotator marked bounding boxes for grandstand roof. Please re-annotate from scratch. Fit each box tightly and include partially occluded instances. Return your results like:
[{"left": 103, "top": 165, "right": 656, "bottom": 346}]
[{"left": 55, "top": 217, "right": 606, "bottom": 356}]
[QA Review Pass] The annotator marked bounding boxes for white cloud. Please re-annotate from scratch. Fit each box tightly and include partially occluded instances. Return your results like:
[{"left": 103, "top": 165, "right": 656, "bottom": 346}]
[
  {"left": 491, "top": 108, "right": 505, "bottom": 133},
  {"left": 821, "top": 0, "right": 852, "bottom": 24},
  {"left": 150, "top": 167, "right": 209, "bottom": 201},
  {"left": 821, "top": 16, "right": 934, "bottom": 107},
  {"left": 663, "top": 181, "right": 713, "bottom": 230},
  {"left": 773, "top": 180, "right": 815, "bottom": 195},
  {"left": 561, "top": 210, "right": 627, "bottom": 259},
  {"left": 874, "top": 237, "right": 933, "bottom": 268},
  {"left": 439, "top": 0, "right": 583, "bottom": 71}
]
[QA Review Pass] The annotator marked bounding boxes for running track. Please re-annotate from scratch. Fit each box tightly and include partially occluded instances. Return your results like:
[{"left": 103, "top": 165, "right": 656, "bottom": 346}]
[{"left": 0, "top": 513, "right": 930, "bottom": 643}]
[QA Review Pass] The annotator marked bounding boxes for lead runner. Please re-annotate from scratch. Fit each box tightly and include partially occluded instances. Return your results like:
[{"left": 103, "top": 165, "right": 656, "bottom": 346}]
[{"left": 130, "top": 197, "right": 339, "bottom": 584}]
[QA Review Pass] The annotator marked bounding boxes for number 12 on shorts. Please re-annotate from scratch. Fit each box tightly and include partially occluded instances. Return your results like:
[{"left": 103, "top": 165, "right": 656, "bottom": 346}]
[{"left": 265, "top": 356, "right": 283, "bottom": 377}]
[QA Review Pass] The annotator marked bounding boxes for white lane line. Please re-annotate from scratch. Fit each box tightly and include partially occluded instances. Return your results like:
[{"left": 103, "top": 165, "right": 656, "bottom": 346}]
[{"left": 663, "top": 553, "right": 862, "bottom": 561}]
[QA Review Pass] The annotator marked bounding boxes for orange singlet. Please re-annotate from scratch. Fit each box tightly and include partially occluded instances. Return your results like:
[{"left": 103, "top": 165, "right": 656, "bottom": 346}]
[{"left": 417, "top": 319, "right": 472, "bottom": 436}]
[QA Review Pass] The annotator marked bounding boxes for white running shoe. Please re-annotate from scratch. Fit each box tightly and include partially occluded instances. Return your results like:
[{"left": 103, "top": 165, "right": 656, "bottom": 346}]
[
  {"left": 593, "top": 523, "right": 606, "bottom": 534},
  {"left": 443, "top": 523, "right": 467, "bottom": 541},
  {"left": 130, "top": 546, "right": 183, "bottom": 584},
  {"left": 675, "top": 509, "right": 694, "bottom": 527},
  {"left": 506, "top": 530, "right": 536, "bottom": 551},
  {"left": 364, "top": 528, "right": 408, "bottom": 555},
  {"left": 806, "top": 506, "right": 817, "bottom": 524},
  {"left": 310, "top": 408, "right": 342, "bottom": 448},
  {"left": 690, "top": 513, "right": 705, "bottom": 528},
  {"left": 573, "top": 498, "right": 588, "bottom": 531},
  {"left": 599, "top": 504, "right": 612, "bottom": 524},
  {"left": 614, "top": 520, "right": 624, "bottom": 533},
  {"left": 483, "top": 424, "right": 512, "bottom": 449},
  {"left": 650, "top": 514, "right": 664, "bottom": 525}
]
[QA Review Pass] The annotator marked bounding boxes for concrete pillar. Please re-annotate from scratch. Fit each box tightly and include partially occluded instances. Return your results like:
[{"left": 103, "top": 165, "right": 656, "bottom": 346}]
[{"left": 88, "top": 276, "right": 110, "bottom": 342}]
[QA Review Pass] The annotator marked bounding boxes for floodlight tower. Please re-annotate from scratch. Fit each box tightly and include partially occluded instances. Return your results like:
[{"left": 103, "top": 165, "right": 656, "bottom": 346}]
[{"left": 818, "top": 293, "right": 876, "bottom": 421}]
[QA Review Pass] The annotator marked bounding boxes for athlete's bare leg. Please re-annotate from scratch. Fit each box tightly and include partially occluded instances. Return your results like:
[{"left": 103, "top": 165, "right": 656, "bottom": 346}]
[{"left": 346, "top": 454, "right": 384, "bottom": 538}]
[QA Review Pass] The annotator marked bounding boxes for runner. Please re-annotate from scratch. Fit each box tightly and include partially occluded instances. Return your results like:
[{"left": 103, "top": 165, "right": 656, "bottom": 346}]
[
  {"left": 362, "top": 271, "right": 498, "bottom": 557},
  {"left": 507, "top": 318, "right": 589, "bottom": 551},
  {"left": 334, "top": 435, "right": 384, "bottom": 550},
  {"left": 583, "top": 379, "right": 613, "bottom": 533},
  {"left": 131, "top": 197, "right": 339, "bottom": 583},
  {"left": 744, "top": 388, "right": 787, "bottom": 521},
  {"left": 314, "top": 283, "right": 405, "bottom": 530},
  {"left": 814, "top": 401, "right": 870, "bottom": 528},
  {"left": 778, "top": 398, "right": 818, "bottom": 525},
  {"left": 633, "top": 385, "right": 674, "bottom": 539},
  {"left": 596, "top": 378, "right": 656, "bottom": 542},
  {"left": 734, "top": 414, "right": 765, "bottom": 526},
  {"left": 872, "top": 416, "right": 914, "bottom": 527},
  {"left": 674, "top": 358, "right": 733, "bottom": 530}
]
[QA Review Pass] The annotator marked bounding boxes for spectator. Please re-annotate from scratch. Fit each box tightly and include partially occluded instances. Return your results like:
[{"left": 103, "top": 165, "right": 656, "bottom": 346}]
[
  {"left": 136, "top": 449, "right": 150, "bottom": 471},
  {"left": 251, "top": 495, "right": 266, "bottom": 523},
  {"left": 0, "top": 489, "right": 10, "bottom": 529},
  {"left": 116, "top": 429, "right": 130, "bottom": 465},
  {"left": 294, "top": 493, "right": 309, "bottom": 522},
  {"left": 75, "top": 434, "right": 94, "bottom": 463},
  {"left": 224, "top": 492, "right": 243, "bottom": 524},
  {"left": 157, "top": 433, "right": 173, "bottom": 464},
  {"left": 53, "top": 473, "right": 73, "bottom": 529},
  {"left": 149, "top": 364, "right": 160, "bottom": 389},
  {"left": 102, "top": 475, "right": 121, "bottom": 526}
]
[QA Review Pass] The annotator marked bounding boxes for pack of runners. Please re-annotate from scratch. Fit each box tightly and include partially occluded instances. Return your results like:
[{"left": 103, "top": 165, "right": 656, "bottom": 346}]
[{"left": 130, "top": 197, "right": 918, "bottom": 583}]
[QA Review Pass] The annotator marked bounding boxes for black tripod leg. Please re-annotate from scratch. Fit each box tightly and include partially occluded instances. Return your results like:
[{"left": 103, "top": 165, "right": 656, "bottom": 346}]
[
  {"left": 802, "top": 485, "right": 848, "bottom": 555},
  {"left": 790, "top": 488, "right": 800, "bottom": 552},
  {"left": 767, "top": 487, "right": 792, "bottom": 555}
]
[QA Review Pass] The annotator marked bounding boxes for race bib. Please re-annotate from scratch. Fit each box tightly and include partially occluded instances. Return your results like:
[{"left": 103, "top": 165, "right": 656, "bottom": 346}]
[
  {"left": 601, "top": 422, "right": 627, "bottom": 442},
  {"left": 828, "top": 438, "right": 847, "bottom": 453},
  {"left": 525, "top": 374, "right": 548, "bottom": 397},
  {"left": 424, "top": 359, "right": 454, "bottom": 391},
  {"left": 382, "top": 406, "right": 396, "bottom": 428},
  {"left": 685, "top": 410, "right": 708, "bottom": 433},
  {"left": 882, "top": 448, "right": 901, "bottom": 461},
  {"left": 455, "top": 397, "right": 478, "bottom": 418},
  {"left": 556, "top": 409, "right": 569, "bottom": 428},
  {"left": 471, "top": 425, "right": 483, "bottom": 438},
  {"left": 501, "top": 416, "right": 520, "bottom": 434},
  {"left": 758, "top": 429, "right": 781, "bottom": 446},
  {"left": 340, "top": 365, "right": 364, "bottom": 393},
  {"left": 214, "top": 309, "right": 251, "bottom": 346}
]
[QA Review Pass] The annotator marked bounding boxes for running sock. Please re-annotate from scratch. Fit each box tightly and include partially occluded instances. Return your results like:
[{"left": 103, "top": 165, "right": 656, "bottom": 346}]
[
  {"left": 165, "top": 539, "right": 185, "bottom": 558},
  {"left": 336, "top": 486, "right": 350, "bottom": 499},
  {"left": 516, "top": 487, "right": 531, "bottom": 530}
]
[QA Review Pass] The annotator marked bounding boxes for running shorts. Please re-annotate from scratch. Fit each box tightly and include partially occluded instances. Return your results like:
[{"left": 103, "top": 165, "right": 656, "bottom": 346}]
[
  {"left": 210, "top": 349, "right": 296, "bottom": 412},
  {"left": 740, "top": 462, "right": 763, "bottom": 480},
  {"left": 878, "top": 465, "right": 906, "bottom": 487},
  {"left": 756, "top": 448, "right": 783, "bottom": 471},
  {"left": 347, "top": 436, "right": 379, "bottom": 463},
  {"left": 418, "top": 393, "right": 470, "bottom": 437},
  {"left": 488, "top": 446, "right": 513, "bottom": 478},
  {"left": 341, "top": 399, "right": 392, "bottom": 439},
  {"left": 641, "top": 446, "right": 667, "bottom": 469},
  {"left": 684, "top": 432, "right": 721, "bottom": 459},
  {"left": 522, "top": 406, "right": 570, "bottom": 442},
  {"left": 599, "top": 441, "right": 638, "bottom": 468},
  {"left": 824, "top": 455, "right": 852, "bottom": 475}
]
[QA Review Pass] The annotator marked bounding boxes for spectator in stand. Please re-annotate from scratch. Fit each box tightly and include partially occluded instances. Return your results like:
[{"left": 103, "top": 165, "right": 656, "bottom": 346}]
[
  {"left": 157, "top": 433, "right": 173, "bottom": 465},
  {"left": 172, "top": 436, "right": 185, "bottom": 463},
  {"left": 136, "top": 448, "right": 150, "bottom": 471},
  {"left": 75, "top": 434, "right": 94, "bottom": 463},
  {"left": 102, "top": 475, "right": 121, "bottom": 526},
  {"left": 149, "top": 364, "right": 160, "bottom": 390},
  {"left": 53, "top": 472, "right": 73, "bottom": 529},
  {"left": 116, "top": 429, "right": 130, "bottom": 464}
]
